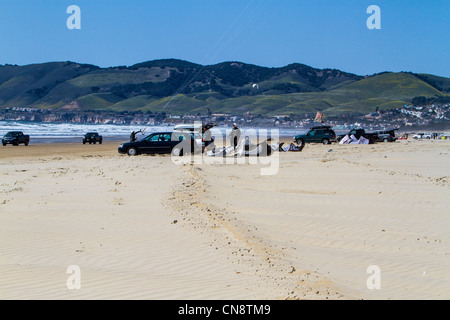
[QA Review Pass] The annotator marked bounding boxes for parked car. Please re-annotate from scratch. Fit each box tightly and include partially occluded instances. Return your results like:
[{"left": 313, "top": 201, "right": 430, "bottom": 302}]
[
  {"left": 2, "top": 131, "right": 30, "bottom": 146},
  {"left": 118, "top": 131, "right": 201, "bottom": 156},
  {"left": 413, "top": 132, "right": 432, "bottom": 139},
  {"left": 336, "top": 128, "right": 379, "bottom": 144},
  {"left": 293, "top": 126, "right": 336, "bottom": 146},
  {"left": 373, "top": 129, "right": 399, "bottom": 142},
  {"left": 83, "top": 132, "right": 103, "bottom": 144},
  {"left": 174, "top": 123, "right": 217, "bottom": 151},
  {"left": 173, "top": 123, "right": 216, "bottom": 132},
  {"left": 173, "top": 124, "right": 210, "bottom": 151},
  {"left": 174, "top": 123, "right": 203, "bottom": 132}
]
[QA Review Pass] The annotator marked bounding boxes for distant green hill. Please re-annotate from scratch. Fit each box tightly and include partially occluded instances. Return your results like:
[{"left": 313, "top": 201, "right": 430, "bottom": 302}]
[{"left": 0, "top": 59, "right": 448, "bottom": 116}]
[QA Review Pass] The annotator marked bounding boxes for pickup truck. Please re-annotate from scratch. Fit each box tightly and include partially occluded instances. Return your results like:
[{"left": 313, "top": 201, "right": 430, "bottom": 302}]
[
  {"left": 2, "top": 131, "right": 30, "bottom": 146},
  {"left": 83, "top": 132, "right": 103, "bottom": 144},
  {"left": 337, "top": 128, "right": 378, "bottom": 144},
  {"left": 373, "top": 129, "right": 399, "bottom": 142},
  {"left": 413, "top": 132, "right": 432, "bottom": 139}
]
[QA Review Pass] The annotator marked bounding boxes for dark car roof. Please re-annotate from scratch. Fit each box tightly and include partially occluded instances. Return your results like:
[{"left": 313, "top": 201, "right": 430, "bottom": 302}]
[
  {"left": 132, "top": 131, "right": 194, "bottom": 141},
  {"left": 5, "top": 131, "right": 24, "bottom": 136},
  {"left": 147, "top": 131, "right": 193, "bottom": 136}
]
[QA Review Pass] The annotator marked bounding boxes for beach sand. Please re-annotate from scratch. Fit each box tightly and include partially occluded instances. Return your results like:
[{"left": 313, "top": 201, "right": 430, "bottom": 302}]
[{"left": 0, "top": 139, "right": 449, "bottom": 299}]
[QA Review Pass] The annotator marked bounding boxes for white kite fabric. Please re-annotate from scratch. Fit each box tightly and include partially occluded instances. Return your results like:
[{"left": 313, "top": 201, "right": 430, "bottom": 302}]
[
  {"left": 207, "top": 140, "right": 283, "bottom": 157},
  {"left": 280, "top": 143, "right": 304, "bottom": 152},
  {"left": 339, "top": 134, "right": 369, "bottom": 145}
]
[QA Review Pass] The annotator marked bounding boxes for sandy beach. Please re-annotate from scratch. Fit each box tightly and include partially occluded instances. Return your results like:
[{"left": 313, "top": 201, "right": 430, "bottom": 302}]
[{"left": 0, "top": 139, "right": 449, "bottom": 299}]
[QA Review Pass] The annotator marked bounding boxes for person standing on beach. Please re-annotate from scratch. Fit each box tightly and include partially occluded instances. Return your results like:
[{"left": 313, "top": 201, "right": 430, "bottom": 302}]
[
  {"left": 228, "top": 123, "right": 241, "bottom": 150},
  {"left": 202, "top": 124, "right": 215, "bottom": 151},
  {"left": 130, "top": 129, "right": 142, "bottom": 142}
]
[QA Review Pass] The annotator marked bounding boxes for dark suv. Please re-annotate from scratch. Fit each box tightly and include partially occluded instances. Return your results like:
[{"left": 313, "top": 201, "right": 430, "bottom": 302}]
[
  {"left": 294, "top": 126, "right": 336, "bottom": 146},
  {"left": 2, "top": 131, "right": 30, "bottom": 146},
  {"left": 83, "top": 132, "right": 103, "bottom": 144},
  {"left": 118, "top": 131, "right": 201, "bottom": 156}
]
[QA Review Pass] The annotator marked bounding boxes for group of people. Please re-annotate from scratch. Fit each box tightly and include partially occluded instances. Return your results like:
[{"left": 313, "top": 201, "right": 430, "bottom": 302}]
[
  {"left": 208, "top": 122, "right": 242, "bottom": 150},
  {"left": 129, "top": 123, "right": 305, "bottom": 155},
  {"left": 200, "top": 122, "right": 241, "bottom": 152},
  {"left": 129, "top": 123, "right": 242, "bottom": 150}
]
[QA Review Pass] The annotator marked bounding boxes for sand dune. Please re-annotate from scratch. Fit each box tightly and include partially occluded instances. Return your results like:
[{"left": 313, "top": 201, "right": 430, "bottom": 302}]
[{"left": 0, "top": 139, "right": 449, "bottom": 299}]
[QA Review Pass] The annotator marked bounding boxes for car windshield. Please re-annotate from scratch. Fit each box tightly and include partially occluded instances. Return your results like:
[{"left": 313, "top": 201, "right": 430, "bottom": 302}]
[{"left": 6, "top": 132, "right": 20, "bottom": 137}]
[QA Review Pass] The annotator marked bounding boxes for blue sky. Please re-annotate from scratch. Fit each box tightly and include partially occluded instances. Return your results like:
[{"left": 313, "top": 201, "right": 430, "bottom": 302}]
[{"left": 0, "top": 0, "right": 449, "bottom": 77}]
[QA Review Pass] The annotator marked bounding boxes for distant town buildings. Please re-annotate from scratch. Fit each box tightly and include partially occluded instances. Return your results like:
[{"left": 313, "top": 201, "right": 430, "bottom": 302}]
[{"left": 1, "top": 103, "right": 449, "bottom": 130}]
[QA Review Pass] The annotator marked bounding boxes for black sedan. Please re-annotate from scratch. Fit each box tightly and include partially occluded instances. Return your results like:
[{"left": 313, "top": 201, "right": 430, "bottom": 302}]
[{"left": 118, "top": 131, "right": 201, "bottom": 156}]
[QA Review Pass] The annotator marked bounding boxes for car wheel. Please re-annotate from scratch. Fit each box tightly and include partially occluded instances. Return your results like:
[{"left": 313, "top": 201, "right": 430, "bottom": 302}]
[
  {"left": 296, "top": 138, "right": 304, "bottom": 146},
  {"left": 25, "top": 142, "right": 29, "bottom": 146},
  {"left": 99, "top": 140, "right": 102, "bottom": 144},
  {"left": 171, "top": 146, "right": 184, "bottom": 157},
  {"left": 127, "top": 147, "right": 138, "bottom": 156},
  {"left": 322, "top": 138, "right": 330, "bottom": 145},
  {"left": 83, "top": 140, "right": 86, "bottom": 144},
  {"left": 2, "top": 143, "right": 6, "bottom": 146}
]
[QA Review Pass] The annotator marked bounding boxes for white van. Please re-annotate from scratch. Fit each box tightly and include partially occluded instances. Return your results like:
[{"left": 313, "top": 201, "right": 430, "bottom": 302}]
[
  {"left": 174, "top": 123, "right": 202, "bottom": 132},
  {"left": 173, "top": 124, "right": 204, "bottom": 151}
]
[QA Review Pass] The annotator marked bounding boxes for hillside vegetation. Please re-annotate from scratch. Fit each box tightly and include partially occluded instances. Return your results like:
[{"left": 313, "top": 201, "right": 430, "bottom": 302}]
[{"left": 0, "top": 59, "right": 448, "bottom": 116}]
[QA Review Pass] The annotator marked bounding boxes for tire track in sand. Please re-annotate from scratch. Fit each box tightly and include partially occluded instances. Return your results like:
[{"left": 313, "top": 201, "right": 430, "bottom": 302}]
[{"left": 164, "top": 163, "right": 350, "bottom": 300}]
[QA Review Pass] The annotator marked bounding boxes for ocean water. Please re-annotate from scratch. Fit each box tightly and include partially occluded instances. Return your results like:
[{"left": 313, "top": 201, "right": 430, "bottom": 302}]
[
  {"left": 0, "top": 121, "right": 172, "bottom": 144},
  {"left": 0, "top": 121, "right": 308, "bottom": 144}
]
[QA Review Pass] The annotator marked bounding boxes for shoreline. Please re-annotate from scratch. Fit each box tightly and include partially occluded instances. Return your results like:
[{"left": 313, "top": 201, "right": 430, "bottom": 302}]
[{"left": 4, "top": 120, "right": 440, "bottom": 146}]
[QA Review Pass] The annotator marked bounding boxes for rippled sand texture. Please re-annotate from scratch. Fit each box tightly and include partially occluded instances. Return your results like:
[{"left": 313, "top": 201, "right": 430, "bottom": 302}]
[{"left": 0, "top": 139, "right": 449, "bottom": 299}]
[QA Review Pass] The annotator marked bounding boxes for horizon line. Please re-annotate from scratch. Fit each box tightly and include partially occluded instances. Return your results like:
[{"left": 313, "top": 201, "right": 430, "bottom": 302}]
[{"left": 0, "top": 58, "right": 441, "bottom": 78}]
